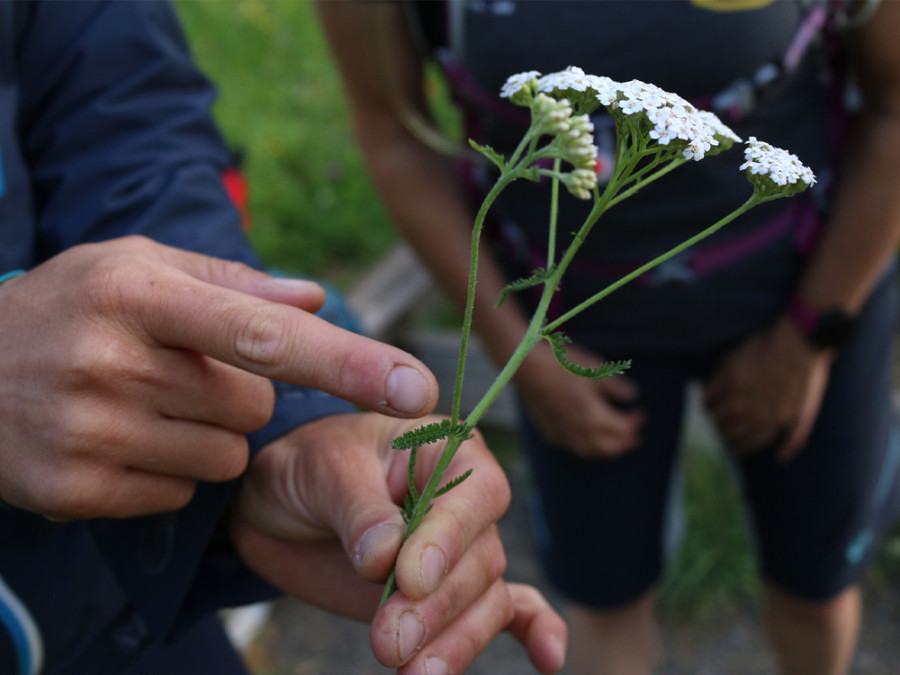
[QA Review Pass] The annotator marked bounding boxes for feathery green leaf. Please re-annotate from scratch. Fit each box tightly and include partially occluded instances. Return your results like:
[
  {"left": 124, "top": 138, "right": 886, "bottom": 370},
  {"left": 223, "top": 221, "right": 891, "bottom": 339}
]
[
  {"left": 496, "top": 267, "right": 553, "bottom": 307},
  {"left": 469, "top": 139, "right": 506, "bottom": 170},
  {"left": 434, "top": 469, "right": 474, "bottom": 498},
  {"left": 545, "top": 331, "right": 631, "bottom": 379},
  {"left": 391, "top": 420, "right": 473, "bottom": 450}
]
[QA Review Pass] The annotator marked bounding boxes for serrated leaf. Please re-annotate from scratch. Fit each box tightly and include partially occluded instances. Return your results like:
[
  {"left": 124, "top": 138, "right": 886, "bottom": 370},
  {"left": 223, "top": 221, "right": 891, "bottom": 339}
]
[
  {"left": 434, "top": 469, "right": 474, "bottom": 498},
  {"left": 391, "top": 420, "right": 455, "bottom": 450},
  {"left": 468, "top": 138, "right": 506, "bottom": 170},
  {"left": 391, "top": 420, "right": 473, "bottom": 450},
  {"left": 545, "top": 331, "right": 631, "bottom": 379},
  {"left": 496, "top": 267, "right": 552, "bottom": 307}
]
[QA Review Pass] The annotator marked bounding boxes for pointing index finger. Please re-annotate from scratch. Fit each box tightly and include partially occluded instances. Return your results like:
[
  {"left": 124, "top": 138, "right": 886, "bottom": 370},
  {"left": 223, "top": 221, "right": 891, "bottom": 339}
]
[{"left": 138, "top": 270, "right": 438, "bottom": 417}]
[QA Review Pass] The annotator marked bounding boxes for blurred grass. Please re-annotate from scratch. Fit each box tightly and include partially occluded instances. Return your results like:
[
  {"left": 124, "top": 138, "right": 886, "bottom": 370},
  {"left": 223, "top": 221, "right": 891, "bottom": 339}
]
[
  {"left": 660, "top": 445, "right": 761, "bottom": 623},
  {"left": 175, "top": 0, "right": 397, "bottom": 286}
]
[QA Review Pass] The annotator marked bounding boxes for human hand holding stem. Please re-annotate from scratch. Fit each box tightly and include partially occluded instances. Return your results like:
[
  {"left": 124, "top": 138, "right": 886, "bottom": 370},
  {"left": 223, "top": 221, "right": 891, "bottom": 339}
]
[{"left": 379, "top": 67, "right": 816, "bottom": 605}]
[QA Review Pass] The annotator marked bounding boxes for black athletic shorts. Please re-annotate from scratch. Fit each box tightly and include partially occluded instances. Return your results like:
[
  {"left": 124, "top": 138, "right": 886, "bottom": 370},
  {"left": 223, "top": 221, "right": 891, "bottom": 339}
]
[{"left": 522, "top": 266, "right": 900, "bottom": 607}]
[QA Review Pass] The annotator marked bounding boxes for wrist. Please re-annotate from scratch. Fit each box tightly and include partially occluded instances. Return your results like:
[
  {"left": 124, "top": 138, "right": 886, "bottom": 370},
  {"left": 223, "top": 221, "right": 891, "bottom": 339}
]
[
  {"left": 0, "top": 269, "right": 25, "bottom": 287},
  {"left": 785, "top": 294, "right": 857, "bottom": 351}
]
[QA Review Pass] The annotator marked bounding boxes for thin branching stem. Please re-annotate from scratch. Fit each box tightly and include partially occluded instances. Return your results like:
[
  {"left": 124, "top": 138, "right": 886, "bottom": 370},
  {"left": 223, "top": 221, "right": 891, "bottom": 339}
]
[{"left": 546, "top": 195, "right": 759, "bottom": 331}]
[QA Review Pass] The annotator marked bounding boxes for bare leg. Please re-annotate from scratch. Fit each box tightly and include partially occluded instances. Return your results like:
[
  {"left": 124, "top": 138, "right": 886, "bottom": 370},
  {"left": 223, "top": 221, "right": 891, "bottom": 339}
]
[
  {"left": 567, "top": 588, "right": 658, "bottom": 675},
  {"left": 764, "top": 582, "right": 861, "bottom": 675}
]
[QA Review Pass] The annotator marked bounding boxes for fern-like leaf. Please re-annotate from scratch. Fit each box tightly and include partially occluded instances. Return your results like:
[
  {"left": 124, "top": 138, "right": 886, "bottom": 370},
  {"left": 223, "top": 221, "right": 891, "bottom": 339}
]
[
  {"left": 392, "top": 420, "right": 453, "bottom": 450},
  {"left": 469, "top": 139, "right": 506, "bottom": 171},
  {"left": 391, "top": 420, "right": 473, "bottom": 450},
  {"left": 545, "top": 331, "right": 631, "bottom": 379},
  {"left": 434, "top": 469, "right": 474, "bottom": 498},
  {"left": 496, "top": 267, "right": 553, "bottom": 307}
]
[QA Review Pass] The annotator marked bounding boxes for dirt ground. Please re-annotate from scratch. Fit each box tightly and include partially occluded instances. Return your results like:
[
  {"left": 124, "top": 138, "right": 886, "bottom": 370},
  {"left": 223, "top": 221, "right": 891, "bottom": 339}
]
[{"left": 236, "top": 453, "right": 900, "bottom": 675}]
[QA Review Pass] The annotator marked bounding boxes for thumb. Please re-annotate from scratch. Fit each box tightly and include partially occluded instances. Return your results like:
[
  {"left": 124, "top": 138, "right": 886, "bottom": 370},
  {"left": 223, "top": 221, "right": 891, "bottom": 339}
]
[{"left": 239, "top": 414, "right": 408, "bottom": 583}]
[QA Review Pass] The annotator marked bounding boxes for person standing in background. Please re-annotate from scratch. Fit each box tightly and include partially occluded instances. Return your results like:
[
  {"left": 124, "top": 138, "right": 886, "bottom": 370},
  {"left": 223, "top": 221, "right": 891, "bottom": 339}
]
[{"left": 317, "top": 1, "right": 900, "bottom": 672}]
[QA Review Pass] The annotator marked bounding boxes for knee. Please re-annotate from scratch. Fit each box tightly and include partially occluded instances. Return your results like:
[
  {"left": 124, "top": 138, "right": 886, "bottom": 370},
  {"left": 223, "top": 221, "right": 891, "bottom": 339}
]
[{"left": 765, "top": 582, "right": 861, "bottom": 629}]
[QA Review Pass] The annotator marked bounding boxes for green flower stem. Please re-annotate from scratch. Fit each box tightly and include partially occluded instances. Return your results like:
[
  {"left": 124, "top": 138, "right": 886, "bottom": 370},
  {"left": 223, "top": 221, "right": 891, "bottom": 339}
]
[
  {"left": 379, "top": 429, "right": 467, "bottom": 606},
  {"left": 606, "top": 156, "right": 687, "bottom": 210},
  {"left": 450, "top": 174, "right": 514, "bottom": 426},
  {"left": 548, "top": 158, "right": 561, "bottom": 267},
  {"left": 450, "top": 122, "right": 543, "bottom": 426},
  {"left": 383, "top": 122, "right": 763, "bottom": 608},
  {"left": 545, "top": 194, "right": 759, "bottom": 332}
]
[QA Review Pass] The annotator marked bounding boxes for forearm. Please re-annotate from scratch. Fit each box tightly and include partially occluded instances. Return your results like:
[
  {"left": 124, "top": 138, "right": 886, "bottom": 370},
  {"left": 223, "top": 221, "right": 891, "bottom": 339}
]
[
  {"left": 791, "top": 2, "right": 900, "bottom": 315},
  {"left": 792, "top": 111, "right": 900, "bottom": 314}
]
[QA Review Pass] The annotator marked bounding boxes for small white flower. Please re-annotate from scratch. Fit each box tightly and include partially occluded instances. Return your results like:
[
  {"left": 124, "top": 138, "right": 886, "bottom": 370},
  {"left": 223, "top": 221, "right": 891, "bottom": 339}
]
[
  {"left": 500, "top": 70, "right": 542, "bottom": 100},
  {"left": 597, "top": 78, "right": 740, "bottom": 161},
  {"left": 537, "top": 67, "right": 617, "bottom": 114},
  {"left": 537, "top": 66, "right": 593, "bottom": 94},
  {"left": 740, "top": 137, "right": 816, "bottom": 189},
  {"left": 696, "top": 110, "right": 741, "bottom": 146},
  {"left": 500, "top": 70, "right": 541, "bottom": 106}
]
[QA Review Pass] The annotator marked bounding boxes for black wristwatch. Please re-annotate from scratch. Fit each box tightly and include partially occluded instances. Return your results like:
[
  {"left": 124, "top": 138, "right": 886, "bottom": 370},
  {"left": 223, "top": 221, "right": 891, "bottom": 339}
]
[{"left": 786, "top": 296, "right": 857, "bottom": 350}]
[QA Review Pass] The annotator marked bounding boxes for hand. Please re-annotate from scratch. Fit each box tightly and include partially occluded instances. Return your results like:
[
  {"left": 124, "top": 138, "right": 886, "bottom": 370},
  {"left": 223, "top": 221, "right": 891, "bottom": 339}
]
[
  {"left": 514, "top": 341, "right": 643, "bottom": 459},
  {"left": 704, "top": 316, "right": 831, "bottom": 461},
  {"left": 0, "top": 236, "right": 438, "bottom": 519},
  {"left": 230, "top": 413, "right": 568, "bottom": 674}
]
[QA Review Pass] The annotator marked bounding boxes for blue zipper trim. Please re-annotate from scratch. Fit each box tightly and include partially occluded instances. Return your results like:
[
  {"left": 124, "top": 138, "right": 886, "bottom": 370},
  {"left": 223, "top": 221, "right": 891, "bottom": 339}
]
[{"left": 0, "top": 575, "right": 43, "bottom": 675}]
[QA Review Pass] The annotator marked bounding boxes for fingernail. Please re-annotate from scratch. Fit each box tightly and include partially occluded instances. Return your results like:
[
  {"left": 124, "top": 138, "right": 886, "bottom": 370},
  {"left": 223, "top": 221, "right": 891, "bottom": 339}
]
[
  {"left": 419, "top": 545, "right": 448, "bottom": 595},
  {"left": 352, "top": 520, "right": 403, "bottom": 570},
  {"left": 549, "top": 635, "right": 567, "bottom": 670},
  {"left": 263, "top": 277, "right": 322, "bottom": 291},
  {"left": 425, "top": 656, "right": 450, "bottom": 675},
  {"left": 384, "top": 365, "right": 430, "bottom": 415},
  {"left": 397, "top": 610, "right": 426, "bottom": 664}
]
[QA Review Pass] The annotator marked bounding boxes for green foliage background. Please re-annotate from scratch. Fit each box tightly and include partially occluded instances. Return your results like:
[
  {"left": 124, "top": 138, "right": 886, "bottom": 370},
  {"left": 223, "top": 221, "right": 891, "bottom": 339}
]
[{"left": 175, "top": 0, "right": 396, "bottom": 285}]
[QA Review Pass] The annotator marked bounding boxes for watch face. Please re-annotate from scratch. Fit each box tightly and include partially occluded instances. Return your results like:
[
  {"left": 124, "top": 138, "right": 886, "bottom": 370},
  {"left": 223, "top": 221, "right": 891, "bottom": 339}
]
[{"left": 812, "top": 310, "right": 856, "bottom": 349}]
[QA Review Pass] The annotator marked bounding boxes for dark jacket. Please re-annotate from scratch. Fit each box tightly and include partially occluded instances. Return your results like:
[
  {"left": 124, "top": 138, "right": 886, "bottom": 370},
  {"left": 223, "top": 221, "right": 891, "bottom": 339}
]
[{"left": 0, "top": 2, "right": 352, "bottom": 672}]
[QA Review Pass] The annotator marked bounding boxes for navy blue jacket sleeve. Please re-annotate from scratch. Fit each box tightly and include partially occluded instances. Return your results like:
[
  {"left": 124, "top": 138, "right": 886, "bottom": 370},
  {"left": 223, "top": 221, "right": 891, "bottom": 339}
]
[{"left": 0, "top": 2, "right": 355, "bottom": 672}]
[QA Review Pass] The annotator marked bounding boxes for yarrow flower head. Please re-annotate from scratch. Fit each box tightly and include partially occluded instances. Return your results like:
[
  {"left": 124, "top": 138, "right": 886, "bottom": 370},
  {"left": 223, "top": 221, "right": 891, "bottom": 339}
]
[
  {"left": 536, "top": 66, "right": 614, "bottom": 114},
  {"left": 597, "top": 79, "right": 741, "bottom": 161},
  {"left": 500, "top": 70, "right": 541, "bottom": 107},
  {"left": 740, "top": 136, "right": 816, "bottom": 198}
]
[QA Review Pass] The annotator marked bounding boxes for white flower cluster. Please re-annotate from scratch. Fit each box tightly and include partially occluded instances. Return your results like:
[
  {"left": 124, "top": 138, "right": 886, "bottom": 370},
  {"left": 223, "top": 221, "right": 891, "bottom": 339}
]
[
  {"left": 499, "top": 70, "right": 541, "bottom": 100},
  {"left": 741, "top": 137, "right": 816, "bottom": 188},
  {"left": 536, "top": 66, "right": 614, "bottom": 101},
  {"left": 500, "top": 67, "right": 741, "bottom": 161},
  {"left": 604, "top": 80, "right": 741, "bottom": 161},
  {"left": 497, "top": 67, "right": 814, "bottom": 198}
]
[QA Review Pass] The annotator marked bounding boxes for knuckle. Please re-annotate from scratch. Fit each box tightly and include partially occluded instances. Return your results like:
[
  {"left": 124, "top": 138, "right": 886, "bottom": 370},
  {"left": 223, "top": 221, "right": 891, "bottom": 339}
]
[
  {"left": 203, "top": 255, "right": 258, "bottom": 283},
  {"left": 232, "top": 306, "right": 286, "bottom": 370},
  {"left": 242, "top": 379, "right": 276, "bottom": 430},
  {"left": 207, "top": 436, "right": 251, "bottom": 482},
  {"left": 77, "top": 255, "right": 147, "bottom": 316}
]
